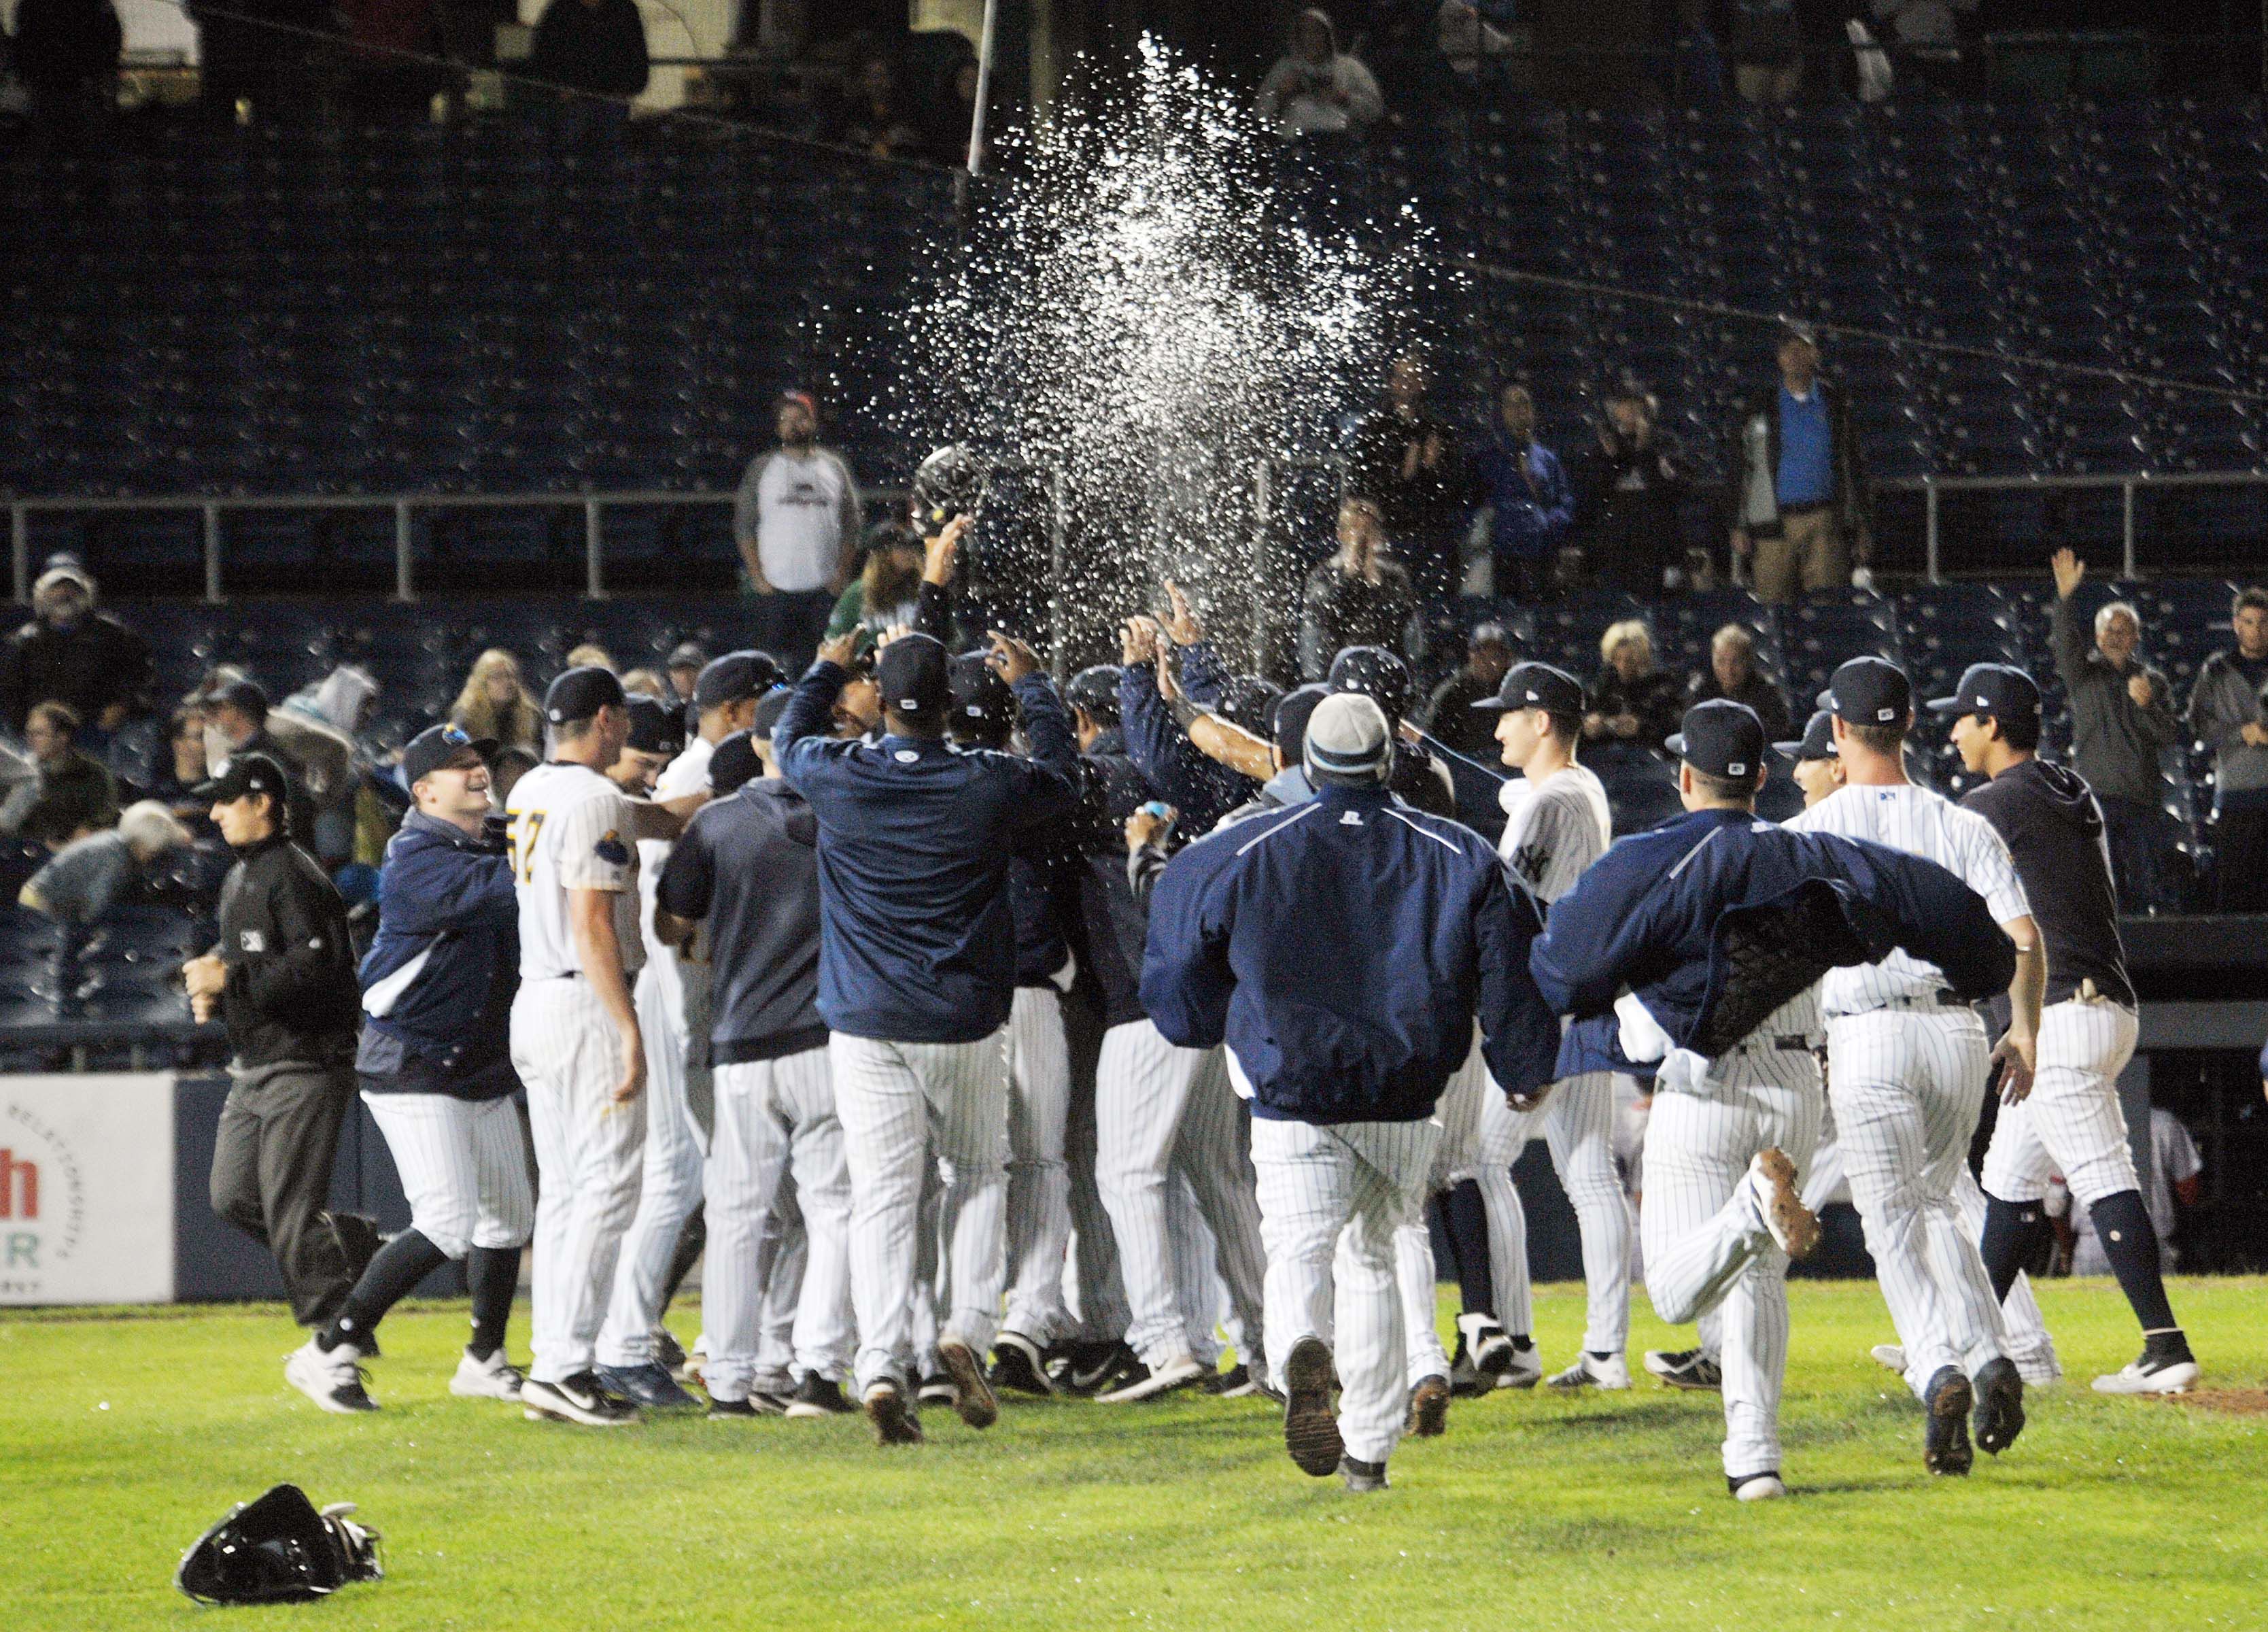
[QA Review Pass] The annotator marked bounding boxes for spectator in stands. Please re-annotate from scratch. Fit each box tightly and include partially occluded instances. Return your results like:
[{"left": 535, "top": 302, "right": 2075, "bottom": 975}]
[
  {"left": 200, "top": 679, "right": 326, "bottom": 856},
  {"left": 827, "top": 522, "right": 928, "bottom": 643},
  {"left": 1420, "top": 622, "right": 1514, "bottom": 763},
  {"left": 1477, "top": 384, "right": 1574, "bottom": 601},
  {"left": 620, "top": 668, "right": 668, "bottom": 700},
  {"left": 527, "top": 0, "right": 649, "bottom": 112},
  {"left": 11, "top": 0, "right": 121, "bottom": 156},
  {"left": 1583, "top": 619, "right": 1683, "bottom": 753},
  {"left": 1725, "top": 324, "right": 1870, "bottom": 606},
  {"left": 2188, "top": 586, "right": 2268, "bottom": 913},
  {"left": 2050, "top": 548, "right": 2183, "bottom": 913},
  {"left": 451, "top": 649, "right": 543, "bottom": 758},
  {"left": 1571, "top": 374, "right": 1689, "bottom": 596},
  {"left": 926, "top": 57, "right": 984, "bottom": 170},
  {"left": 1435, "top": 0, "right": 1518, "bottom": 88},
  {"left": 733, "top": 390, "right": 862, "bottom": 670},
  {"left": 1868, "top": 0, "right": 1975, "bottom": 93},
  {"left": 0, "top": 559, "right": 153, "bottom": 739},
  {"left": 1669, "top": 0, "right": 1729, "bottom": 103},
  {"left": 564, "top": 641, "right": 616, "bottom": 674},
  {"left": 19, "top": 800, "right": 192, "bottom": 924},
  {"left": 340, "top": 0, "right": 447, "bottom": 122},
  {"left": 1296, "top": 496, "right": 1423, "bottom": 681},
  {"left": 1346, "top": 354, "right": 1470, "bottom": 600},
  {"left": 492, "top": 746, "right": 540, "bottom": 806},
  {"left": 143, "top": 707, "right": 214, "bottom": 817},
  {"left": 283, "top": 666, "right": 381, "bottom": 751},
  {"left": 836, "top": 54, "right": 924, "bottom": 161},
  {"left": 665, "top": 643, "right": 707, "bottom": 705},
  {"left": 1255, "top": 10, "right": 1384, "bottom": 139},
  {"left": 3, "top": 702, "right": 120, "bottom": 846},
  {"left": 1685, "top": 623, "right": 1791, "bottom": 742},
  {"left": 1728, "top": 0, "right": 1803, "bottom": 103}
]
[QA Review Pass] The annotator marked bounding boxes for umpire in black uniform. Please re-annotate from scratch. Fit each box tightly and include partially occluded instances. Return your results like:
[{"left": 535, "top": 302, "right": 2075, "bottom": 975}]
[{"left": 181, "top": 752, "right": 367, "bottom": 1393}]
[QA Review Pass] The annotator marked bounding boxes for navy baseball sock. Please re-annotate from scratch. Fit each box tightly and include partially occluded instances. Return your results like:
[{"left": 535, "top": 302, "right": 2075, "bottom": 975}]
[
  {"left": 2086, "top": 1189, "right": 2180, "bottom": 1335},
  {"left": 1978, "top": 1193, "right": 2050, "bottom": 1305},
  {"left": 322, "top": 1229, "right": 447, "bottom": 1353},
  {"left": 1439, "top": 1181, "right": 1496, "bottom": 1320},
  {"left": 659, "top": 1206, "right": 707, "bottom": 1316},
  {"left": 466, "top": 1245, "right": 521, "bottom": 1362}
]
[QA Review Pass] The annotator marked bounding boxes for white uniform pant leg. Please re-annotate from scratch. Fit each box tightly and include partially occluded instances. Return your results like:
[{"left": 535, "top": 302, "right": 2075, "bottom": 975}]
[
  {"left": 1170, "top": 1050, "right": 1269, "bottom": 1365},
  {"left": 830, "top": 1034, "right": 934, "bottom": 1393},
  {"left": 1544, "top": 1071, "right": 1634, "bottom": 1355},
  {"left": 1167, "top": 1173, "right": 1226, "bottom": 1365},
  {"left": 907, "top": 1035, "right": 1012, "bottom": 1359},
  {"left": 701, "top": 1059, "right": 793, "bottom": 1402},
  {"left": 1800, "top": 1092, "right": 1846, "bottom": 1215},
  {"left": 1982, "top": 1000, "right": 2142, "bottom": 1210},
  {"left": 777, "top": 1045, "right": 855, "bottom": 1382},
  {"left": 1095, "top": 1019, "right": 1204, "bottom": 1365},
  {"left": 1392, "top": 1204, "right": 1449, "bottom": 1387},
  {"left": 910, "top": 1159, "right": 941, "bottom": 1380},
  {"left": 362, "top": 1091, "right": 534, "bottom": 1260},
  {"left": 1474, "top": 1072, "right": 1536, "bottom": 1337},
  {"left": 753, "top": 1178, "right": 804, "bottom": 1382},
  {"left": 598, "top": 959, "right": 706, "bottom": 1367},
  {"left": 1912, "top": 1014, "right": 2008, "bottom": 1377},
  {"left": 513, "top": 979, "right": 648, "bottom": 1386},
  {"left": 1001, "top": 988, "right": 1075, "bottom": 1343}
]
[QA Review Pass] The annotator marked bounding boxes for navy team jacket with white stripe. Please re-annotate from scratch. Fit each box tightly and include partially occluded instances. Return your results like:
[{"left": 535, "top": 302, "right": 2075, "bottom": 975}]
[
  {"left": 357, "top": 810, "right": 520, "bottom": 1098},
  {"left": 1141, "top": 782, "right": 1560, "bottom": 1124}
]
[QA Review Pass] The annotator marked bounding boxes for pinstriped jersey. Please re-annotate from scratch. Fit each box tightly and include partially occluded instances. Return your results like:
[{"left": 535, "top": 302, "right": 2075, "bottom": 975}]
[
  {"left": 1496, "top": 762, "right": 1613, "bottom": 905},
  {"left": 506, "top": 762, "right": 643, "bottom": 982},
  {"left": 1787, "top": 781, "right": 2028, "bottom": 1018}
]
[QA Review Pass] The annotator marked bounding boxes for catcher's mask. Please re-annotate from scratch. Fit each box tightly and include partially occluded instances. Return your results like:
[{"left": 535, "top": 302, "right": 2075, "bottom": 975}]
[{"left": 176, "top": 1484, "right": 382, "bottom": 1606}]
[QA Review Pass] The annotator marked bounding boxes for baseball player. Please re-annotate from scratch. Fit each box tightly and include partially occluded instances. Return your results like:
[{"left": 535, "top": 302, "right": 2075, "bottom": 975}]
[
  {"left": 595, "top": 651, "right": 775, "bottom": 1410},
  {"left": 314, "top": 725, "right": 532, "bottom": 1409},
  {"left": 1930, "top": 662, "right": 2199, "bottom": 1393},
  {"left": 506, "top": 666, "right": 689, "bottom": 1427},
  {"left": 1533, "top": 698, "right": 2021, "bottom": 1497},
  {"left": 1471, "top": 660, "right": 1628, "bottom": 1390},
  {"left": 774, "top": 626, "right": 1080, "bottom": 1444},
  {"left": 1787, "top": 656, "right": 2046, "bottom": 1474},
  {"left": 608, "top": 696, "right": 683, "bottom": 796},
  {"left": 1145, "top": 692, "right": 1560, "bottom": 1491}
]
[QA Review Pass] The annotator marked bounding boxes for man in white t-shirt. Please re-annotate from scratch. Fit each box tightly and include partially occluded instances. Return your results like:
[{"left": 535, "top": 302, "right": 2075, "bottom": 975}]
[{"left": 732, "top": 391, "right": 863, "bottom": 668}]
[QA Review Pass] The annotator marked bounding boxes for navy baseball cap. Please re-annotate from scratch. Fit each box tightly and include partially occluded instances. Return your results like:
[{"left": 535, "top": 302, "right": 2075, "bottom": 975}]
[
  {"left": 695, "top": 650, "right": 780, "bottom": 711},
  {"left": 708, "top": 730, "right": 762, "bottom": 794},
  {"left": 1066, "top": 665, "right": 1120, "bottom": 725},
  {"left": 1327, "top": 645, "right": 1413, "bottom": 722},
  {"left": 400, "top": 722, "right": 494, "bottom": 786},
  {"left": 1667, "top": 700, "right": 1768, "bottom": 781},
  {"left": 750, "top": 685, "right": 794, "bottom": 741},
  {"left": 545, "top": 664, "right": 625, "bottom": 726},
  {"left": 1271, "top": 683, "right": 1331, "bottom": 762},
  {"left": 209, "top": 678, "right": 271, "bottom": 719},
  {"left": 624, "top": 694, "right": 684, "bottom": 756},
  {"left": 1775, "top": 709, "right": 1840, "bottom": 763},
  {"left": 1473, "top": 661, "right": 1583, "bottom": 717},
  {"left": 194, "top": 751, "right": 290, "bottom": 803},
  {"left": 1817, "top": 656, "right": 1911, "bottom": 726},
  {"left": 1926, "top": 662, "right": 2042, "bottom": 724},
  {"left": 876, "top": 634, "right": 950, "bottom": 717},
  {"left": 948, "top": 651, "right": 1016, "bottom": 743}
]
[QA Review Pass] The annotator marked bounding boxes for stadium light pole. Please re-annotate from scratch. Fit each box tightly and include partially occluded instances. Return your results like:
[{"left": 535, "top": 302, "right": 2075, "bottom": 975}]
[{"left": 967, "top": 0, "right": 999, "bottom": 175}]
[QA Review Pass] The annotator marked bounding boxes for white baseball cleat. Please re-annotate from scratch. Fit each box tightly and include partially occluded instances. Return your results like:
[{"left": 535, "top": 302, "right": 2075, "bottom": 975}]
[
  {"left": 286, "top": 1337, "right": 376, "bottom": 1414},
  {"left": 1494, "top": 1344, "right": 1545, "bottom": 1389},
  {"left": 450, "top": 1348, "right": 525, "bottom": 1400},
  {"left": 2092, "top": 1355, "right": 2201, "bottom": 1395},
  {"left": 1546, "top": 1352, "right": 1630, "bottom": 1391},
  {"left": 1730, "top": 1473, "right": 1787, "bottom": 1502},
  {"left": 1870, "top": 1344, "right": 1906, "bottom": 1376},
  {"left": 1742, "top": 1148, "right": 1820, "bottom": 1259}
]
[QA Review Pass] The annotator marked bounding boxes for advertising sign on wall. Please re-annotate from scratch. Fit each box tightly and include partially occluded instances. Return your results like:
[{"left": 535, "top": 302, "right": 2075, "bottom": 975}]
[{"left": 0, "top": 1074, "right": 175, "bottom": 1306}]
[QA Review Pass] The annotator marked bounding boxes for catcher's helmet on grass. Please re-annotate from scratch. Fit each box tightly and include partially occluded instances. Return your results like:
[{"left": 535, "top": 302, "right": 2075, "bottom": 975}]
[{"left": 175, "top": 1484, "right": 382, "bottom": 1606}]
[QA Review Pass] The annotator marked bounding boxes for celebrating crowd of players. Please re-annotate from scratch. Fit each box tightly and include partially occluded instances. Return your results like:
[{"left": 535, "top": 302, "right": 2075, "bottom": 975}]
[{"left": 196, "top": 454, "right": 2201, "bottom": 1497}]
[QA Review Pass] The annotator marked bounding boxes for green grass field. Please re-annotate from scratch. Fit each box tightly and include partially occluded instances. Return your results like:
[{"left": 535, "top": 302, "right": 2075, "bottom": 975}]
[{"left": 4, "top": 1278, "right": 2263, "bottom": 1631}]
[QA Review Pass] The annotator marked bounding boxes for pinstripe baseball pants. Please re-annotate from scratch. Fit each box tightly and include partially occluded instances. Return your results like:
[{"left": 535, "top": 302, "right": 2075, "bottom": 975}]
[
  {"left": 1002, "top": 987, "right": 1075, "bottom": 1344},
  {"left": 1983, "top": 999, "right": 2142, "bottom": 1209},
  {"left": 597, "top": 956, "right": 708, "bottom": 1368},
  {"left": 1640, "top": 1047, "right": 1821, "bottom": 1480},
  {"left": 361, "top": 1092, "right": 534, "bottom": 1260},
  {"left": 1827, "top": 1008, "right": 2007, "bottom": 1383},
  {"left": 1252, "top": 1113, "right": 1441, "bottom": 1467},
  {"left": 753, "top": 1178, "right": 805, "bottom": 1385},
  {"left": 1096, "top": 1020, "right": 1267, "bottom": 1370},
  {"left": 829, "top": 1032, "right": 1010, "bottom": 1394},
  {"left": 1883, "top": 1163, "right": 2059, "bottom": 1398},
  {"left": 1801, "top": 1095, "right": 1846, "bottom": 1214},
  {"left": 512, "top": 976, "right": 649, "bottom": 1386},
  {"left": 1391, "top": 1048, "right": 1487, "bottom": 1384},
  {"left": 1480, "top": 1069, "right": 1632, "bottom": 1352},
  {"left": 703, "top": 1048, "right": 853, "bottom": 1399}
]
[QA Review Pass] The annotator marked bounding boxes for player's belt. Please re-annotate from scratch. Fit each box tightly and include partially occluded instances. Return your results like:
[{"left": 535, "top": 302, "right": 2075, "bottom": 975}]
[
  {"left": 1872, "top": 989, "right": 1968, "bottom": 1013},
  {"left": 1727, "top": 1034, "right": 1814, "bottom": 1057}
]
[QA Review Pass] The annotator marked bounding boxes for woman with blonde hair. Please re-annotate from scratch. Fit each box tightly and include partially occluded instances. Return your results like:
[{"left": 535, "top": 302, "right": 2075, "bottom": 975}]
[
  {"left": 1583, "top": 619, "right": 1683, "bottom": 749},
  {"left": 451, "top": 650, "right": 542, "bottom": 755}
]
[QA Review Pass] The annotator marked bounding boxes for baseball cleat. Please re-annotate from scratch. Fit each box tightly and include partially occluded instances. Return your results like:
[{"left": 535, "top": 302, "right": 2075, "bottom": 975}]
[
  {"left": 1547, "top": 1352, "right": 1631, "bottom": 1391},
  {"left": 1728, "top": 1472, "right": 1786, "bottom": 1501},
  {"left": 989, "top": 1331, "right": 1055, "bottom": 1397},
  {"left": 1406, "top": 1374, "right": 1451, "bottom": 1438},
  {"left": 1870, "top": 1344, "right": 1906, "bottom": 1377},
  {"left": 596, "top": 1361, "right": 702, "bottom": 1412},
  {"left": 863, "top": 1380, "right": 925, "bottom": 1446},
  {"left": 936, "top": 1338, "right": 999, "bottom": 1429},
  {"left": 286, "top": 1337, "right": 377, "bottom": 1414},
  {"left": 1056, "top": 1341, "right": 1130, "bottom": 1396},
  {"left": 1282, "top": 1337, "right": 1344, "bottom": 1478},
  {"left": 1098, "top": 1353, "right": 1206, "bottom": 1404},
  {"left": 677, "top": 1340, "right": 708, "bottom": 1387},
  {"left": 1744, "top": 1148, "right": 1820, "bottom": 1259},
  {"left": 917, "top": 1372, "right": 956, "bottom": 1407},
  {"left": 1644, "top": 1348, "right": 1722, "bottom": 1391},
  {"left": 1338, "top": 1455, "right": 1389, "bottom": 1493},
  {"left": 523, "top": 1372, "right": 639, "bottom": 1427},
  {"left": 450, "top": 1348, "right": 525, "bottom": 1401},
  {"left": 785, "top": 1375, "right": 857, "bottom": 1418},
  {"left": 1494, "top": 1341, "right": 1544, "bottom": 1389},
  {"left": 2093, "top": 1332, "right": 2199, "bottom": 1395},
  {"left": 1205, "top": 1363, "right": 1261, "bottom": 1398},
  {"left": 1972, "top": 1357, "right": 2025, "bottom": 1455},
  {"left": 1922, "top": 1366, "right": 1974, "bottom": 1476},
  {"left": 706, "top": 1394, "right": 761, "bottom": 1419},
  {"left": 746, "top": 1389, "right": 793, "bottom": 1416},
  {"left": 652, "top": 1327, "right": 688, "bottom": 1375}
]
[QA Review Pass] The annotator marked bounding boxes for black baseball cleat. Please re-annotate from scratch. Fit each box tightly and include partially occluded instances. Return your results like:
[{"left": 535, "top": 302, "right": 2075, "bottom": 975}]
[
  {"left": 1205, "top": 1363, "right": 1261, "bottom": 1397},
  {"left": 785, "top": 1374, "right": 857, "bottom": 1418},
  {"left": 863, "top": 1380, "right": 925, "bottom": 1447},
  {"left": 1645, "top": 1348, "right": 1724, "bottom": 1392},
  {"left": 917, "top": 1372, "right": 956, "bottom": 1407},
  {"left": 651, "top": 1327, "right": 687, "bottom": 1374},
  {"left": 1050, "top": 1341, "right": 1118, "bottom": 1395},
  {"left": 936, "top": 1338, "right": 999, "bottom": 1429},
  {"left": 1282, "top": 1337, "right": 1344, "bottom": 1478},
  {"left": 1923, "top": 1366, "right": 1974, "bottom": 1476},
  {"left": 1972, "top": 1357, "right": 2026, "bottom": 1455},
  {"left": 989, "top": 1331, "right": 1055, "bottom": 1397},
  {"left": 523, "top": 1371, "right": 640, "bottom": 1427},
  {"left": 706, "top": 1394, "right": 761, "bottom": 1420},
  {"left": 1339, "top": 1455, "right": 1389, "bottom": 1493},
  {"left": 1406, "top": 1374, "right": 1451, "bottom": 1438},
  {"left": 596, "top": 1361, "right": 701, "bottom": 1412}
]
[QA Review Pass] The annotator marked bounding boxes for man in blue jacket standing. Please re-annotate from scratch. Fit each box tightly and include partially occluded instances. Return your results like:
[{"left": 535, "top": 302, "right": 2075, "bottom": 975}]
[
  {"left": 1144, "top": 693, "right": 1560, "bottom": 1491},
  {"left": 1477, "top": 384, "right": 1573, "bottom": 600},
  {"left": 775, "top": 626, "right": 1081, "bottom": 1445},
  {"left": 302, "top": 724, "right": 532, "bottom": 1412}
]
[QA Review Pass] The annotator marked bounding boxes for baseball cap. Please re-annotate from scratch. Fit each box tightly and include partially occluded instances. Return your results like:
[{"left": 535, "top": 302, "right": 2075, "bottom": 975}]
[
  {"left": 1776, "top": 709, "right": 1840, "bottom": 764},
  {"left": 545, "top": 664, "right": 625, "bottom": 726},
  {"left": 666, "top": 641, "right": 708, "bottom": 673},
  {"left": 695, "top": 650, "right": 778, "bottom": 712},
  {"left": 1817, "top": 656, "right": 1911, "bottom": 726},
  {"left": 193, "top": 751, "right": 291, "bottom": 803},
  {"left": 1303, "top": 692, "right": 1392, "bottom": 787},
  {"left": 1271, "top": 683, "right": 1330, "bottom": 763},
  {"left": 751, "top": 685, "right": 794, "bottom": 741},
  {"left": 1473, "top": 660, "right": 1583, "bottom": 717},
  {"left": 708, "top": 730, "right": 762, "bottom": 795},
  {"left": 1779, "top": 318, "right": 1820, "bottom": 350},
  {"left": 1066, "top": 666, "right": 1120, "bottom": 726},
  {"left": 876, "top": 633, "right": 950, "bottom": 718},
  {"left": 624, "top": 694, "right": 685, "bottom": 757},
  {"left": 33, "top": 561, "right": 93, "bottom": 596},
  {"left": 209, "top": 678, "right": 271, "bottom": 719},
  {"left": 1218, "top": 675, "right": 1282, "bottom": 738},
  {"left": 400, "top": 722, "right": 494, "bottom": 786},
  {"left": 948, "top": 651, "right": 1016, "bottom": 743},
  {"left": 1925, "top": 662, "right": 2042, "bottom": 725},
  {"left": 1666, "top": 700, "right": 1768, "bottom": 781},
  {"left": 1326, "top": 645, "right": 1413, "bottom": 723}
]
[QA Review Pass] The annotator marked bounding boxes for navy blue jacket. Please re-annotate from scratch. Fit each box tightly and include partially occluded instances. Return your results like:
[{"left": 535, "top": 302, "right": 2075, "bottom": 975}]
[
  {"left": 1144, "top": 783, "right": 1560, "bottom": 1123},
  {"left": 357, "top": 811, "right": 521, "bottom": 1099},
  {"left": 1010, "top": 854, "right": 1070, "bottom": 989},
  {"left": 776, "top": 661, "right": 1082, "bottom": 1043},
  {"left": 1064, "top": 728, "right": 1158, "bottom": 1030},
  {"left": 1530, "top": 806, "right": 2015, "bottom": 1058},
  {"left": 1120, "top": 662, "right": 1256, "bottom": 835}
]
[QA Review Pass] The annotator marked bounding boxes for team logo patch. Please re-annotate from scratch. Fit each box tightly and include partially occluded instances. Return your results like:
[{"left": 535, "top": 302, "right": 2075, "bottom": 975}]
[
  {"left": 594, "top": 830, "right": 630, "bottom": 866},
  {"left": 1511, "top": 841, "right": 1549, "bottom": 887},
  {"left": 239, "top": 930, "right": 265, "bottom": 953},
  {"left": 1338, "top": 811, "right": 1364, "bottom": 826},
  {"left": 893, "top": 749, "right": 919, "bottom": 764}
]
